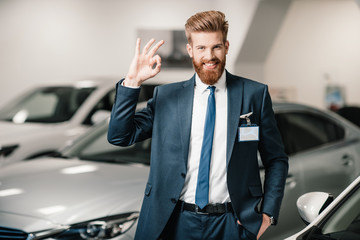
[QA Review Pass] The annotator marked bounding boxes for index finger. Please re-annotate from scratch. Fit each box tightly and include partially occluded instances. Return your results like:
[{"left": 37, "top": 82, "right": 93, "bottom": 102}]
[{"left": 148, "top": 40, "right": 165, "bottom": 57}]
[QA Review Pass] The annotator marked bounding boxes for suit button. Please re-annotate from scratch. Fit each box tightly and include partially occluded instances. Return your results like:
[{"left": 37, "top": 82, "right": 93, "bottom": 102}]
[
  {"left": 181, "top": 173, "right": 186, "bottom": 178},
  {"left": 171, "top": 198, "right": 177, "bottom": 204}
]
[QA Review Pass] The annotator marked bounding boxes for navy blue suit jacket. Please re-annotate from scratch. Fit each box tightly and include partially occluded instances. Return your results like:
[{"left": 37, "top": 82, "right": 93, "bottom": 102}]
[{"left": 108, "top": 71, "right": 288, "bottom": 239}]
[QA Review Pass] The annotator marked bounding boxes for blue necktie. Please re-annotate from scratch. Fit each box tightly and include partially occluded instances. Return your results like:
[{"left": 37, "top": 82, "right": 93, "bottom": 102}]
[{"left": 195, "top": 86, "right": 216, "bottom": 209}]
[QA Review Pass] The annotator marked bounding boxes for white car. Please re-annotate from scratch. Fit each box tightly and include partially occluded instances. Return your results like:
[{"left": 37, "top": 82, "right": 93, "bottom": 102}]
[
  {"left": 285, "top": 175, "right": 360, "bottom": 240},
  {"left": 0, "top": 117, "right": 150, "bottom": 240},
  {"left": 0, "top": 80, "right": 155, "bottom": 167}
]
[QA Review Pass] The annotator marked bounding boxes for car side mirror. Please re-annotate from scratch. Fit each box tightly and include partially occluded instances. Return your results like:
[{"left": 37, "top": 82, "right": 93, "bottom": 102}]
[
  {"left": 91, "top": 110, "right": 111, "bottom": 125},
  {"left": 296, "top": 192, "right": 334, "bottom": 225}
]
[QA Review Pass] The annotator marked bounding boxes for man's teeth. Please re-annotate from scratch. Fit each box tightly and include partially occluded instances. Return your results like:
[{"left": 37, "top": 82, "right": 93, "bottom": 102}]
[{"left": 205, "top": 63, "right": 216, "bottom": 66}]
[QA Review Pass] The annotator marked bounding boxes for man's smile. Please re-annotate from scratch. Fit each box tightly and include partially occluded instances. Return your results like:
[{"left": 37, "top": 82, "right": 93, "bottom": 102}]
[{"left": 203, "top": 62, "right": 218, "bottom": 70}]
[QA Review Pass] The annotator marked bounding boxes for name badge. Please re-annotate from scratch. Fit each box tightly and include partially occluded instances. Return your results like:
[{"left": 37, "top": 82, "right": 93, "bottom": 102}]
[
  {"left": 238, "top": 112, "right": 259, "bottom": 142},
  {"left": 238, "top": 124, "right": 259, "bottom": 142}
]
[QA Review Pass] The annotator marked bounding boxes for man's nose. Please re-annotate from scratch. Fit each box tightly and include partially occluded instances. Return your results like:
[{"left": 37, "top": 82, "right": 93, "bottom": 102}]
[{"left": 204, "top": 49, "right": 215, "bottom": 60}]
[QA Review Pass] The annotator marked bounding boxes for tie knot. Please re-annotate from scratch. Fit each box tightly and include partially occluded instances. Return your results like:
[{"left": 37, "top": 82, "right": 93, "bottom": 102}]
[{"left": 207, "top": 86, "right": 216, "bottom": 94}]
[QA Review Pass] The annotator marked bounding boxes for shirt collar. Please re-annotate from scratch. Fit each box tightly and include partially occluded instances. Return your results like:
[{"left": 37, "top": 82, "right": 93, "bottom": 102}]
[{"left": 195, "top": 70, "right": 227, "bottom": 94}]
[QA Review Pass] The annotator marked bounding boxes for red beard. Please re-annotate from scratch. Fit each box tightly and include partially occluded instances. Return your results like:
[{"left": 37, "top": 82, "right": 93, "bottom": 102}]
[{"left": 193, "top": 57, "right": 226, "bottom": 85}]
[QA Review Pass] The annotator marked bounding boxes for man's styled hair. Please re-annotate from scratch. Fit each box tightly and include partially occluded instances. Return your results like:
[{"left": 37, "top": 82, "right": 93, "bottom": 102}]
[{"left": 185, "top": 10, "right": 229, "bottom": 44}]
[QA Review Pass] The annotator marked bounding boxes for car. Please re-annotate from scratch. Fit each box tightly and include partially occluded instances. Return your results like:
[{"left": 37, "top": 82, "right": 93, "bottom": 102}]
[
  {"left": 262, "top": 102, "right": 360, "bottom": 239},
  {"left": 285, "top": 175, "right": 360, "bottom": 240},
  {"left": 0, "top": 103, "right": 150, "bottom": 239},
  {"left": 0, "top": 80, "right": 155, "bottom": 167},
  {"left": 0, "top": 101, "right": 359, "bottom": 239}
]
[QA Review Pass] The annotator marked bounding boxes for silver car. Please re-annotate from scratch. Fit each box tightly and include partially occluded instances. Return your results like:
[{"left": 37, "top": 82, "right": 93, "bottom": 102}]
[
  {"left": 0, "top": 102, "right": 359, "bottom": 239},
  {"left": 263, "top": 102, "right": 360, "bottom": 239}
]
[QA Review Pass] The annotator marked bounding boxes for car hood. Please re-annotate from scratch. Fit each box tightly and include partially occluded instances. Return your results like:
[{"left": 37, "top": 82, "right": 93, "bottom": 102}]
[{"left": 0, "top": 157, "right": 149, "bottom": 232}]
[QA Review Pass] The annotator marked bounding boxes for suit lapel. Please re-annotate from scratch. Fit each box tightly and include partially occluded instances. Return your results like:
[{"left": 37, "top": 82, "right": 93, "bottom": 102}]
[
  {"left": 177, "top": 75, "right": 195, "bottom": 166},
  {"left": 226, "top": 72, "right": 244, "bottom": 166}
]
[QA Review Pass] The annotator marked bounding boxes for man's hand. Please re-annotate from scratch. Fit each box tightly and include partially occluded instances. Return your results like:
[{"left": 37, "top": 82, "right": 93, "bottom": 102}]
[
  {"left": 256, "top": 214, "right": 271, "bottom": 239},
  {"left": 124, "top": 38, "right": 165, "bottom": 87}
]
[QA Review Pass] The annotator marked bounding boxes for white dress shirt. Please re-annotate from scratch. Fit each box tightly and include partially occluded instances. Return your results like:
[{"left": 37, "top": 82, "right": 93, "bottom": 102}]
[{"left": 180, "top": 72, "right": 230, "bottom": 204}]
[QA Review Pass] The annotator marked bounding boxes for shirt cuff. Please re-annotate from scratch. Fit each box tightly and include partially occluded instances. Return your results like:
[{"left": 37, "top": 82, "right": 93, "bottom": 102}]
[{"left": 121, "top": 80, "right": 141, "bottom": 89}]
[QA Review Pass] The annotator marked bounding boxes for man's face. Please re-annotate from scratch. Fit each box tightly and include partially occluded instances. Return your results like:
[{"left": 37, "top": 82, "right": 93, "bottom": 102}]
[{"left": 186, "top": 31, "right": 229, "bottom": 85}]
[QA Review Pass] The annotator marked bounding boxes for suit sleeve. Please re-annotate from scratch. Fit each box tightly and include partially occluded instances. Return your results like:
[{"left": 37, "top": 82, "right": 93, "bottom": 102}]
[
  {"left": 258, "top": 85, "right": 289, "bottom": 223},
  {"left": 107, "top": 79, "right": 156, "bottom": 146}
]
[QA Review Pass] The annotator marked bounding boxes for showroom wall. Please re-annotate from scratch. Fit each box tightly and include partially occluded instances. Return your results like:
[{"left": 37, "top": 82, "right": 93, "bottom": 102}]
[
  {"left": 0, "top": 0, "right": 258, "bottom": 107},
  {"left": 0, "top": 0, "right": 359, "bottom": 109},
  {"left": 265, "top": 0, "right": 360, "bottom": 108}
]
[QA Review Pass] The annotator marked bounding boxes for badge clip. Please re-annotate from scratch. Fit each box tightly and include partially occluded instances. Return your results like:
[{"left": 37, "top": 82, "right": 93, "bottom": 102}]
[{"left": 240, "top": 112, "right": 253, "bottom": 126}]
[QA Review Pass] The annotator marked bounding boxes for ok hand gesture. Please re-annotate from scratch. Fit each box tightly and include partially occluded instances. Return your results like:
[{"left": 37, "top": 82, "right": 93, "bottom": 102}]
[{"left": 124, "top": 38, "right": 165, "bottom": 87}]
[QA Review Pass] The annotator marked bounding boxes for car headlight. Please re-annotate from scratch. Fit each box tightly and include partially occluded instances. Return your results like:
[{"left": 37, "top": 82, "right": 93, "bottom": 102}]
[{"left": 29, "top": 212, "right": 139, "bottom": 240}]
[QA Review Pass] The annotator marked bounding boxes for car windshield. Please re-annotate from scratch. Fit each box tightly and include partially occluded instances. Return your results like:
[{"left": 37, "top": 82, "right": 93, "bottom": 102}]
[
  {"left": 60, "top": 120, "right": 151, "bottom": 165},
  {"left": 0, "top": 86, "right": 95, "bottom": 123}
]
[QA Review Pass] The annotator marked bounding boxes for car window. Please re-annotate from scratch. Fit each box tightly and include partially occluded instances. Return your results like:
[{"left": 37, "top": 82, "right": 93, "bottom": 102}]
[
  {"left": 275, "top": 112, "right": 345, "bottom": 155},
  {"left": 308, "top": 184, "right": 360, "bottom": 240},
  {"left": 83, "top": 89, "right": 116, "bottom": 125},
  {"left": 0, "top": 87, "right": 95, "bottom": 123},
  {"left": 80, "top": 134, "right": 151, "bottom": 165},
  {"left": 63, "top": 122, "right": 151, "bottom": 165},
  {"left": 336, "top": 106, "right": 360, "bottom": 127},
  {"left": 83, "top": 85, "right": 157, "bottom": 126}
]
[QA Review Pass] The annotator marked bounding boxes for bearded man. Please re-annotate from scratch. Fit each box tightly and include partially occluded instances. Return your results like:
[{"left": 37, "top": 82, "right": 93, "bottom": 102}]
[{"left": 108, "top": 10, "right": 288, "bottom": 240}]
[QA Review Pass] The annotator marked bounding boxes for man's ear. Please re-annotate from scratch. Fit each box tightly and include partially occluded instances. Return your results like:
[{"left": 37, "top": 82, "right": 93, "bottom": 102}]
[
  {"left": 225, "top": 40, "right": 229, "bottom": 55},
  {"left": 186, "top": 43, "right": 193, "bottom": 58}
]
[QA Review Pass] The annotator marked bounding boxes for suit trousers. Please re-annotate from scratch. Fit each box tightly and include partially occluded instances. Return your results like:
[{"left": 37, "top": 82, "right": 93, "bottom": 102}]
[{"left": 159, "top": 202, "right": 256, "bottom": 240}]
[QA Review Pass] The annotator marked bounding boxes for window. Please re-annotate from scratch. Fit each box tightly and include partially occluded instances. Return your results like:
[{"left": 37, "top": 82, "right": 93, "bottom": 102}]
[
  {"left": 0, "top": 87, "right": 95, "bottom": 123},
  {"left": 83, "top": 89, "right": 116, "bottom": 125},
  {"left": 83, "top": 84, "right": 157, "bottom": 125},
  {"left": 63, "top": 123, "right": 151, "bottom": 165},
  {"left": 275, "top": 112, "right": 345, "bottom": 155}
]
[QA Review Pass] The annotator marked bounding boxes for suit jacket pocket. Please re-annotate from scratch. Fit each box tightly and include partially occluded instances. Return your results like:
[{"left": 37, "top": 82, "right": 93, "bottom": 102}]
[
  {"left": 145, "top": 183, "right": 152, "bottom": 196},
  {"left": 248, "top": 185, "right": 263, "bottom": 197}
]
